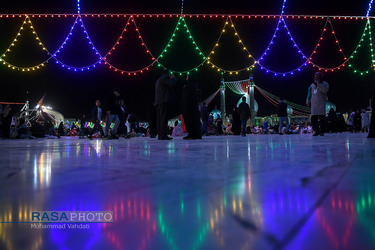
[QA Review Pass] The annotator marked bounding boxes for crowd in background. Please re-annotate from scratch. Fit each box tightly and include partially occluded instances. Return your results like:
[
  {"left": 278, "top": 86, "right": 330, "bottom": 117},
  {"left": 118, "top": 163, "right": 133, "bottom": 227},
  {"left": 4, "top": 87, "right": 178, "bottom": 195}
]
[{"left": 0, "top": 71, "right": 372, "bottom": 139}]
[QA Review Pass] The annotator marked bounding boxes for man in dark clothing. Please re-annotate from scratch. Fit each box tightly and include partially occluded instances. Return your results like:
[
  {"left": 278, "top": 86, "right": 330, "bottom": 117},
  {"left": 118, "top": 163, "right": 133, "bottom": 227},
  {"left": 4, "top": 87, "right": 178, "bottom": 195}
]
[
  {"left": 147, "top": 102, "right": 157, "bottom": 138},
  {"left": 215, "top": 114, "right": 223, "bottom": 135},
  {"left": 154, "top": 69, "right": 177, "bottom": 140},
  {"left": 277, "top": 99, "right": 289, "bottom": 134},
  {"left": 90, "top": 100, "right": 104, "bottom": 137},
  {"left": 182, "top": 75, "right": 202, "bottom": 139},
  {"left": 238, "top": 96, "right": 251, "bottom": 136},
  {"left": 354, "top": 109, "right": 362, "bottom": 133},
  {"left": 327, "top": 108, "right": 338, "bottom": 133},
  {"left": 1, "top": 104, "right": 13, "bottom": 138},
  {"left": 231, "top": 107, "right": 241, "bottom": 135},
  {"left": 105, "top": 89, "right": 121, "bottom": 139},
  {"left": 200, "top": 102, "right": 209, "bottom": 136}
]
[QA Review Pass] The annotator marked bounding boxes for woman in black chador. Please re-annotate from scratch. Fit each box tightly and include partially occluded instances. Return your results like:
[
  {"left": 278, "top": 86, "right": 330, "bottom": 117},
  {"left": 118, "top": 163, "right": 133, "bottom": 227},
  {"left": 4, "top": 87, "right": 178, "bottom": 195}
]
[{"left": 181, "top": 75, "right": 202, "bottom": 139}]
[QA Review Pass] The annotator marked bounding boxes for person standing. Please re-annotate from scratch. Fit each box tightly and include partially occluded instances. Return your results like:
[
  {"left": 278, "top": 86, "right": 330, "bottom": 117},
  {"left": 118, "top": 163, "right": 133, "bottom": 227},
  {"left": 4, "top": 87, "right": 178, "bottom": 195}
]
[
  {"left": 105, "top": 89, "right": 121, "bottom": 139},
  {"left": 361, "top": 109, "right": 370, "bottom": 133},
  {"left": 238, "top": 96, "right": 251, "bottom": 137},
  {"left": 1, "top": 105, "right": 12, "bottom": 138},
  {"left": 154, "top": 69, "right": 177, "bottom": 140},
  {"left": 90, "top": 99, "right": 104, "bottom": 138},
  {"left": 306, "top": 72, "right": 329, "bottom": 136},
  {"left": 347, "top": 109, "right": 355, "bottom": 132},
  {"left": 354, "top": 109, "right": 362, "bottom": 133},
  {"left": 277, "top": 99, "right": 289, "bottom": 135},
  {"left": 147, "top": 102, "right": 157, "bottom": 138},
  {"left": 200, "top": 102, "right": 209, "bottom": 136},
  {"left": 231, "top": 107, "right": 241, "bottom": 135},
  {"left": 181, "top": 75, "right": 202, "bottom": 139}
]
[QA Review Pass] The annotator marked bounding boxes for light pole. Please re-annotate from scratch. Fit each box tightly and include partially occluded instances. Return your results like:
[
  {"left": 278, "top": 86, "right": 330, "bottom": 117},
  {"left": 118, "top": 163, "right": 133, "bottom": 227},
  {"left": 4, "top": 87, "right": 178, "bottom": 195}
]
[
  {"left": 220, "top": 76, "right": 226, "bottom": 119},
  {"left": 249, "top": 72, "right": 256, "bottom": 126}
]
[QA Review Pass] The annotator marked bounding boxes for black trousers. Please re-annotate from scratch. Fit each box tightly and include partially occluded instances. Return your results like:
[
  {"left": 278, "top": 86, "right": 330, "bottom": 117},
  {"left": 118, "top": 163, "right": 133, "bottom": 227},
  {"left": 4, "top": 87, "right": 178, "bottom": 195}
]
[
  {"left": 311, "top": 115, "right": 326, "bottom": 134},
  {"left": 156, "top": 103, "right": 168, "bottom": 139}
]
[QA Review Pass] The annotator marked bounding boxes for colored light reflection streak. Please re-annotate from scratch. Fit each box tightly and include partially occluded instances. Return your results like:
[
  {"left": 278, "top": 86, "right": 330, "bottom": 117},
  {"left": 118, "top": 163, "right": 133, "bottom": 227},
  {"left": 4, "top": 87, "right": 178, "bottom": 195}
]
[
  {"left": 33, "top": 153, "right": 52, "bottom": 189},
  {"left": 0, "top": 202, "right": 43, "bottom": 250},
  {"left": 103, "top": 198, "right": 156, "bottom": 250}
]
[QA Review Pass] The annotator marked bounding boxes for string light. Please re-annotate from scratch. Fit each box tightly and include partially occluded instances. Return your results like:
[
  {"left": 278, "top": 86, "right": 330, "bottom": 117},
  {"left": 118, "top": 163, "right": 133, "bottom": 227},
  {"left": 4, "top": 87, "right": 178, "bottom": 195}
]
[
  {"left": 347, "top": 19, "right": 374, "bottom": 75},
  {"left": 307, "top": 17, "right": 348, "bottom": 72},
  {"left": 206, "top": 17, "right": 256, "bottom": 74},
  {"left": 103, "top": 16, "right": 158, "bottom": 75},
  {"left": 366, "top": 0, "right": 374, "bottom": 17},
  {"left": 0, "top": 15, "right": 51, "bottom": 71},
  {"left": 0, "top": 14, "right": 372, "bottom": 19},
  {"left": 156, "top": 16, "right": 208, "bottom": 74},
  {"left": 0, "top": 0, "right": 374, "bottom": 75},
  {"left": 52, "top": 16, "right": 103, "bottom": 71},
  {"left": 256, "top": 17, "right": 309, "bottom": 77}
]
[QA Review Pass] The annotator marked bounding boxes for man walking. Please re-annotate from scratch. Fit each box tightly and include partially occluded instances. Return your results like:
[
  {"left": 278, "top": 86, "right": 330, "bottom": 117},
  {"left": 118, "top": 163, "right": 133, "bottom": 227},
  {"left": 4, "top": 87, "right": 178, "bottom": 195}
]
[
  {"left": 238, "top": 96, "right": 251, "bottom": 137},
  {"left": 306, "top": 72, "right": 329, "bottom": 136},
  {"left": 105, "top": 89, "right": 121, "bottom": 139},
  {"left": 154, "top": 69, "right": 177, "bottom": 140},
  {"left": 90, "top": 99, "right": 104, "bottom": 137}
]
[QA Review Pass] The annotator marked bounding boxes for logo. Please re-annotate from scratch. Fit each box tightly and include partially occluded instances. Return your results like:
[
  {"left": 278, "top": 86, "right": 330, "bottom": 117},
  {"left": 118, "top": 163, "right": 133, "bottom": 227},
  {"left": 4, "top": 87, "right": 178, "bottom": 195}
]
[{"left": 31, "top": 211, "right": 113, "bottom": 223}]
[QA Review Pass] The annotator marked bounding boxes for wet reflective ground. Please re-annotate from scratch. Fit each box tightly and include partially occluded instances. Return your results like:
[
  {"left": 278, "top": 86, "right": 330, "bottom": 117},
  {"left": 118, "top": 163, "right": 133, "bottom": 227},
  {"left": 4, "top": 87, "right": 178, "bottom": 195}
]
[{"left": 0, "top": 133, "right": 374, "bottom": 250}]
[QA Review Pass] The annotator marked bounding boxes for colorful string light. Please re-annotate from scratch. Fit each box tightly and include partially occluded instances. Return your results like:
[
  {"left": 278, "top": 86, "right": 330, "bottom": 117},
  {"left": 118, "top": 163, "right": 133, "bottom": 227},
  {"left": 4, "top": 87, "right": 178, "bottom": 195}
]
[
  {"left": 0, "top": 0, "right": 374, "bottom": 76},
  {"left": 0, "top": 15, "right": 51, "bottom": 71},
  {"left": 347, "top": 19, "right": 375, "bottom": 75},
  {"left": 102, "top": 16, "right": 158, "bottom": 75},
  {"left": 256, "top": 17, "right": 309, "bottom": 77},
  {"left": 206, "top": 17, "right": 257, "bottom": 75},
  {"left": 52, "top": 16, "right": 103, "bottom": 71},
  {"left": 156, "top": 16, "right": 208, "bottom": 74},
  {"left": 306, "top": 17, "right": 348, "bottom": 72}
]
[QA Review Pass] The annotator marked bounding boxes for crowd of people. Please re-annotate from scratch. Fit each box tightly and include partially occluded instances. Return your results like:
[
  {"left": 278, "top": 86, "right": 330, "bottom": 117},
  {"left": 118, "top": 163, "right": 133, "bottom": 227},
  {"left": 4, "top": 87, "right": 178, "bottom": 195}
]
[{"left": 0, "top": 71, "right": 372, "bottom": 140}]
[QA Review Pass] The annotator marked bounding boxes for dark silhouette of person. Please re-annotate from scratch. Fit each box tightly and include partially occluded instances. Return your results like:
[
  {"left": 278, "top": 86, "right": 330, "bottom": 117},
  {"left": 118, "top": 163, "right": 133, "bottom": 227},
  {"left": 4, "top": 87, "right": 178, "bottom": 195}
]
[
  {"left": 1, "top": 104, "right": 13, "bottom": 138},
  {"left": 200, "top": 102, "right": 209, "bottom": 136},
  {"left": 354, "top": 109, "right": 362, "bottom": 132},
  {"left": 154, "top": 69, "right": 177, "bottom": 140},
  {"left": 277, "top": 99, "right": 289, "bottom": 134},
  {"left": 147, "top": 102, "right": 157, "bottom": 138},
  {"left": 238, "top": 96, "right": 251, "bottom": 136},
  {"left": 231, "top": 107, "right": 241, "bottom": 135},
  {"left": 327, "top": 108, "right": 338, "bottom": 133},
  {"left": 181, "top": 74, "right": 202, "bottom": 139},
  {"left": 90, "top": 100, "right": 104, "bottom": 137},
  {"left": 105, "top": 89, "right": 121, "bottom": 139}
]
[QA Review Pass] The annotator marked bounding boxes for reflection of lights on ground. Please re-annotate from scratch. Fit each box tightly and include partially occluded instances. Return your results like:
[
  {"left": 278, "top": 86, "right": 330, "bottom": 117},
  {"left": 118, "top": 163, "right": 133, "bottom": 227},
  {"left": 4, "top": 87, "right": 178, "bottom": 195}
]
[
  {"left": 0, "top": 202, "right": 43, "bottom": 250},
  {"left": 167, "top": 141, "right": 175, "bottom": 155},
  {"left": 33, "top": 153, "right": 52, "bottom": 189}
]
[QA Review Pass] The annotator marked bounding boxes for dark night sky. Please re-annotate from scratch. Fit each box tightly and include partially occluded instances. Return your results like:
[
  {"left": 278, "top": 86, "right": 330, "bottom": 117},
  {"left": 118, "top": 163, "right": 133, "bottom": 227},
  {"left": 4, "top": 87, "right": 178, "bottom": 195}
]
[{"left": 0, "top": 0, "right": 374, "bottom": 120}]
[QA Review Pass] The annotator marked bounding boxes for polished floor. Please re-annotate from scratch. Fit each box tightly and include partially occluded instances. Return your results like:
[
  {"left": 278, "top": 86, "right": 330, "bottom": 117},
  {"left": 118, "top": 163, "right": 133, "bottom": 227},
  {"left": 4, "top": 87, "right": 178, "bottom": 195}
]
[{"left": 0, "top": 133, "right": 374, "bottom": 250}]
